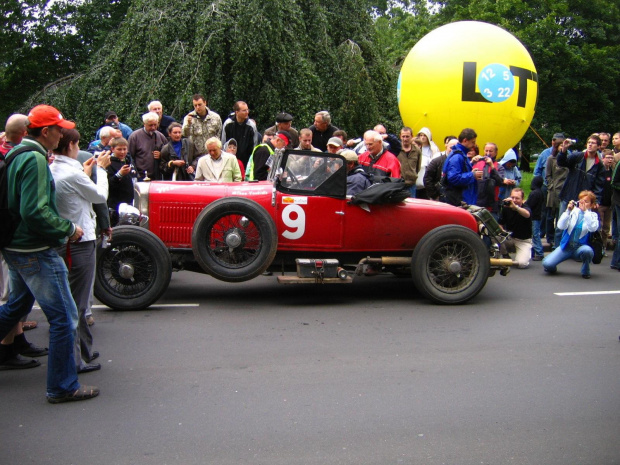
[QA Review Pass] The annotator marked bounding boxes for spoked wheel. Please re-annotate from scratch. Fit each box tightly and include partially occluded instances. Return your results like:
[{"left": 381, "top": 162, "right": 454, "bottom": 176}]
[
  {"left": 411, "top": 225, "right": 490, "bottom": 304},
  {"left": 192, "top": 198, "right": 277, "bottom": 282},
  {"left": 94, "top": 226, "right": 172, "bottom": 310}
]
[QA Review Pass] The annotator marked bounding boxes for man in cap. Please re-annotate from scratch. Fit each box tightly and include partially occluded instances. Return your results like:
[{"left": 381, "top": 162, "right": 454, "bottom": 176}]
[
  {"left": 95, "top": 110, "right": 133, "bottom": 140},
  {"left": 326, "top": 137, "right": 344, "bottom": 154},
  {"left": 220, "top": 101, "right": 260, "bottom": 168},
  {"left": 0, "top": 105, "right": 99, "bottom": 403},
  {"left": 247, "top": 130, "right": 290, "bottom": 181},
  {"left": 342, "top": 149, "right": 371, "bottom": 195},
  {"left": 265, "top": 112, "right": 299, "bottom": 149}
]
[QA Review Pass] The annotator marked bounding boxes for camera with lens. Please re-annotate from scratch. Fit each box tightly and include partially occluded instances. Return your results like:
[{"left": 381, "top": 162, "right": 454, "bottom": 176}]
[{"left": 503, "top": 200, "right": 512, "bottom": 207}]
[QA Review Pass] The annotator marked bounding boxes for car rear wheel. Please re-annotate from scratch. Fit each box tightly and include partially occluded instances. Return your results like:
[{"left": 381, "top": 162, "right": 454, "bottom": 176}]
[
  {"left": 94, "top": 226, "right": 172, "bottom": 310},
  {"left": 192, "top": 198, "right": 277, "bottom": 282},
  {"left": 411, "top": 225, "right": 489, "bottom": 304}
]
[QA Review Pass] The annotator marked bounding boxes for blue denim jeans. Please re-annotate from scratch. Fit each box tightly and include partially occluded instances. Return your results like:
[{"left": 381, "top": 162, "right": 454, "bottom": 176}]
[
  {"left": 0, "top": 249, "right": 80, "bottom": 398},
  {"left": 532, "top": 219, "right": 543, "bottom": 256},
  {"left": 542, "top": 243, "right": 594, "bottom": 276},
  {"left": 610, "top": 205, "right": 620, "bottom": 268}
]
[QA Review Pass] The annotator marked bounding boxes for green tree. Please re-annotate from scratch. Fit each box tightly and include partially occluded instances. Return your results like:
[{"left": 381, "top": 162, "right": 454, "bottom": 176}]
[
  {"left": 0, "top": 0, "right": 130, "bottom": 124},
  {"left": 25, "top": 0, "right": 394, "bottom": 140},
  {"left": 435, "top": 0, "right": 620, "bottom": 153},
  {"left": 377, "top": 0, "right": 620, "bottom": 154}
]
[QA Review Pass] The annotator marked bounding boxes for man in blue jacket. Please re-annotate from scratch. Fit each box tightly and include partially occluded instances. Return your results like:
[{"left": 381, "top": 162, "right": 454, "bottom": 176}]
[{"left": 442, "top": 128, "right": 480, "bottom": 206}]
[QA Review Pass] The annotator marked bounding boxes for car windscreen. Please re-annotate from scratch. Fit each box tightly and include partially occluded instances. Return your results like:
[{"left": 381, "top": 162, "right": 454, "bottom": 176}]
[{"left": 277, "top": 150, "right": 346, "bottom": 199}]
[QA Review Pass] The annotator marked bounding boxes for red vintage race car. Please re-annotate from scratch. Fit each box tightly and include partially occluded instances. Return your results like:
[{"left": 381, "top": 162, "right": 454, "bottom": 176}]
[{"left": 94, "top": 150, "right": 511, "bottom": 310}]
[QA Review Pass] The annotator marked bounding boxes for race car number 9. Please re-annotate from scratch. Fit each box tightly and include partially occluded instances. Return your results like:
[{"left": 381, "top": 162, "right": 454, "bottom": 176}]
[{"left": 281, "top": 204, "right": 305, "bottom": 239}]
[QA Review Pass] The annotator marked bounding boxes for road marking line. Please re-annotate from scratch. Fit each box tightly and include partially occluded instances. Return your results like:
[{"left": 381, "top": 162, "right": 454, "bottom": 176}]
[
  {"left": 33, "top": 303, "right": 201, "bottom": 310},
  {"left": 555, "top": 290, "right": 620, "bottom": 296},
  {"left": 92, "top": 303, "right": 200, "bottom": 309}
]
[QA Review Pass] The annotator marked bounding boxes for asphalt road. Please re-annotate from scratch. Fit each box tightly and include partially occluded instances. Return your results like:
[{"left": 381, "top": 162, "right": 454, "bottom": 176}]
[{"left": 1, "top": 259, "right": 619, "bottom": 465}]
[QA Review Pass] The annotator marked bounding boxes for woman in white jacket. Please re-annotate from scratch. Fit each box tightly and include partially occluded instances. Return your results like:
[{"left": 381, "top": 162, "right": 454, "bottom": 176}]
[
  {"left": 542, "top": 190, "right": 599, "bottom": 278},
  {"left": 415, "top": 127, "right": 440, "bottom": 199},
  {"left": 50, "top": 128, "right": 110, "bottom": 373}
]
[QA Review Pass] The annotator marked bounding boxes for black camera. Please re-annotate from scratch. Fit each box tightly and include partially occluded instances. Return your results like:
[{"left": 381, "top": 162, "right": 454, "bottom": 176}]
[{"left": 503, "top": 200, "right": 511, "bottom": 207}]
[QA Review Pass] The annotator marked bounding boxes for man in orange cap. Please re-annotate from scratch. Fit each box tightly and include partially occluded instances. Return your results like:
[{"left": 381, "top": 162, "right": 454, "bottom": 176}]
[{"left": 0, "top": 105, "right": 99, "bottom": 403}]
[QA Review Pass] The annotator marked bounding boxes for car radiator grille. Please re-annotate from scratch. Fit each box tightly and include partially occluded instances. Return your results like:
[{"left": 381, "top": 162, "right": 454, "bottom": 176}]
[{"left": 155, "top": 205, "right": 203, "bottom": 245}]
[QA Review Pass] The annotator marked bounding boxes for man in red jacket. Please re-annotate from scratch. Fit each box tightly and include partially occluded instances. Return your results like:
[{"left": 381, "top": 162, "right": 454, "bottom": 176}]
[{"left": 358, "top": 130, "right": 401, "bottom": 182}]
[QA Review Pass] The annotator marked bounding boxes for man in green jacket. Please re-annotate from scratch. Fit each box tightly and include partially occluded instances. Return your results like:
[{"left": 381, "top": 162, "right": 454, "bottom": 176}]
[{"left": 0, "top": 104, "right": 99, "bottom": 403}]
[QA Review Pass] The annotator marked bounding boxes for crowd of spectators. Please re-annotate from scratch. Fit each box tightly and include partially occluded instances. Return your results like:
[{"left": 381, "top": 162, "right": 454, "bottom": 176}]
[{"left": 0, "top": 95, "right": 618, "bottom": 402}]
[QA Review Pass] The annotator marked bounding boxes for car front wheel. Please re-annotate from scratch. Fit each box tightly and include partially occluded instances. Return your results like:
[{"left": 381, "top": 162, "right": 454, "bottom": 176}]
[
  {"left": 411, "top": 225, "right": 489, "bottom": 304},
  {"left": 94, "top": 226, "right": 172, "bottom": 310}
]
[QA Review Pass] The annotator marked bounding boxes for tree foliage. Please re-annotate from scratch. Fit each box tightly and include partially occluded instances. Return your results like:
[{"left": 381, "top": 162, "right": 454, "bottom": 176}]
[
  {"left": 20, "top": 0, "right": 394, "bottom": 139},
  {"left": 3, "top": 0, "right": 619, "bottom": 153},
  {"left": 0, "top": 0, "right": 130, "bottom": 123},
  {"left": 376, "top": 0, "right": 620, "bottom": 153}
]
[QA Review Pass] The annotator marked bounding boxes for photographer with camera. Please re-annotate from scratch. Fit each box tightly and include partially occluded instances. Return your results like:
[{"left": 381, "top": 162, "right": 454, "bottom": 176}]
[
  {"left": 499, "top": 187, "right": 532, "bottom": 268},
  {"left": 543, "top": 191, "right": 599, "bottom": 279}
]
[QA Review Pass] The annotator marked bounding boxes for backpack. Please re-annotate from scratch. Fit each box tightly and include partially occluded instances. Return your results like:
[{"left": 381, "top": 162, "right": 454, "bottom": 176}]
[
  {"left": 0, "top": 146, "right": 30, "bottom": 248},
  {"left": 588, "top": 230, "right": 604, "bottom": 265}
]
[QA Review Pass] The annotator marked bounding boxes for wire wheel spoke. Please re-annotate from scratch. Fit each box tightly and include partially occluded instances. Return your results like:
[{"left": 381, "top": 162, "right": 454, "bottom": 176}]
[
  {"left": 207, "top": 213, "right": 262, "bottom": 268},
  {"left": 427, "top": 241, "right": 478, "bottom": 292},
  {"left": 101, "top": 245, "right": 155, "bottom": 297}
]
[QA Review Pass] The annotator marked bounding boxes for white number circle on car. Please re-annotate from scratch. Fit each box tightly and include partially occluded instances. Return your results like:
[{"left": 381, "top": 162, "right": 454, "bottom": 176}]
[{"left": 281, "top": 204, "right": 306, "bottom": 240}]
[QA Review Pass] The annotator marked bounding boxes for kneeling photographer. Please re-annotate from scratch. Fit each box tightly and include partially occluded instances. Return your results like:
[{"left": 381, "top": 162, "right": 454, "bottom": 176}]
[{"left": 499, "top": 187, "right": 532, "bottom": 268}]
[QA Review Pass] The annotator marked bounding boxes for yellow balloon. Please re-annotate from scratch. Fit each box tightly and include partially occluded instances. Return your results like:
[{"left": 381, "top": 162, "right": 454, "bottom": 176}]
[{"left": 398, "top": 21, "right": 538, "bottom": 154}]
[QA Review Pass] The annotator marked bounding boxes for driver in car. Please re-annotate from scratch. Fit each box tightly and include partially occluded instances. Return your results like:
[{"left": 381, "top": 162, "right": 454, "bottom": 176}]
[{"left": 342, "top": 149, "right": 371, "bottom": 195}]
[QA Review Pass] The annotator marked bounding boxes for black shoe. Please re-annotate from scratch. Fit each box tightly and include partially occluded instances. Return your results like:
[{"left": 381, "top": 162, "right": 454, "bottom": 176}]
[
  {"left": 0, "top": 354, "right": 41, "bottom": 371},
  {"left": 47, "top": 385, "right": 100, "bottom": 404},
  {"left": 532, "top": 255, "right": 544, "bottom": 261},
  {"left": 582, "top": 274, "right": 591, "bottom": 279},
  {"left": 77, "top": 363, "right": 101, "bottom": 374},
  {"left": 89, "top": 351, "right": 100, "bottom": 362},
  {"left": 13, "top": 333, "right": 48, "bottom": 358},
  {"left": 16, "top": 342, "right": 48, "bottom": 358}
]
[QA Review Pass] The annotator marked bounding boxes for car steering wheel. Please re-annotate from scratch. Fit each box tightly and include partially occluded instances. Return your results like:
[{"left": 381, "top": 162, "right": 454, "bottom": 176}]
[{"left": 286, "top": 168, "right": 301, "bottom": 188}]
